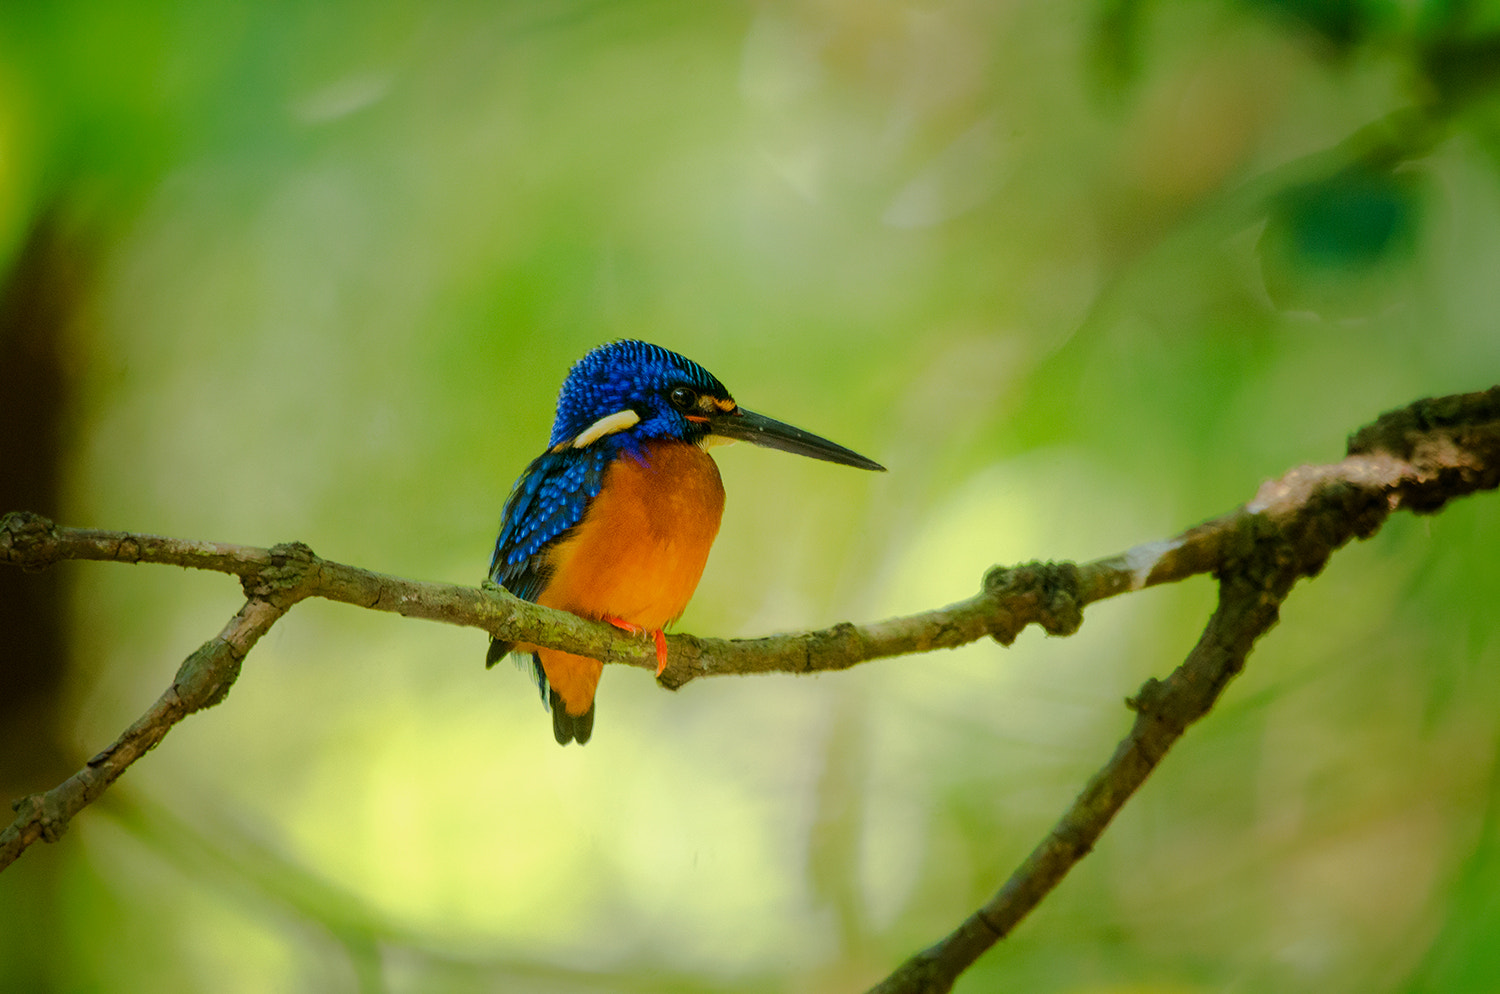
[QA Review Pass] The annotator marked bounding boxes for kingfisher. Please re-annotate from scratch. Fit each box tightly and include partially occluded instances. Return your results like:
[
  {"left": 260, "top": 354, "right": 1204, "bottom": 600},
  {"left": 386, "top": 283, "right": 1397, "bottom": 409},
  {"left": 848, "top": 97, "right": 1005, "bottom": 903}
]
[{"left": 486, "top": 340, "right": 884, "bottom": 745}]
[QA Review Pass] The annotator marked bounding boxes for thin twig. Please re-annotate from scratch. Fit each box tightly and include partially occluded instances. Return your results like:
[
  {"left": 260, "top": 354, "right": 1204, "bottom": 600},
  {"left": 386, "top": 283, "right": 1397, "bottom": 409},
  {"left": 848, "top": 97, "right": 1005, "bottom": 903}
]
[{"left": 0, "top": 596, "right": 286, "bottom": 869}]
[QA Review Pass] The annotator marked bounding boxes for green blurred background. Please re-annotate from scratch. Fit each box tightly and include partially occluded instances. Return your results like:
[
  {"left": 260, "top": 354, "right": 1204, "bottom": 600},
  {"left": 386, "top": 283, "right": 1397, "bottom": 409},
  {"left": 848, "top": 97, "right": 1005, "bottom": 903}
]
[{"left": 2, "top": 1, "right": 1498, "bottom": 991}]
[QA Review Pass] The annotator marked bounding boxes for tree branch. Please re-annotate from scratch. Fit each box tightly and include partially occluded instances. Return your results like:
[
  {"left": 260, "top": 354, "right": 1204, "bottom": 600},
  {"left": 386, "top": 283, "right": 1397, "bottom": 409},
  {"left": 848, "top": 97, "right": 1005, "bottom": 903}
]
[
  {"left": 1, "top": 385, "right": 1498, "bottom": 993},
  {"left": 865, "top": 394, "right": 1500, "bottom": 994},
  {"left": 0, "top": 595, "right": 286, "bottom": 868}
]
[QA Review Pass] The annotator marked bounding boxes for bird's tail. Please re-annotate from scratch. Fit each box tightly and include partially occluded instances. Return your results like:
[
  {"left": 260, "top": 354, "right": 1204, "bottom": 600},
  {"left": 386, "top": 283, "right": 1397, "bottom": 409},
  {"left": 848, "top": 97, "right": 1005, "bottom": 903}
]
[
  {"left": 485, "top": 638, "right": 513, "bottom": 668},
  {"left": 550, "top": 689, "right": 595, "bottom": 745},
  {"left": 487, "top": 641, "right": 596, "bottom": 746}
]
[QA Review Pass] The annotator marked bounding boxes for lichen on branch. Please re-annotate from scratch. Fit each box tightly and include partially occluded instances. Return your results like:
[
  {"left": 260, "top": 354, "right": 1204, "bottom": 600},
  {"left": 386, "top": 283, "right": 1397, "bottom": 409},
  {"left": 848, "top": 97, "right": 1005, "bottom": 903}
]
[{"left": 2, "top": 386, "right": 1498, "bottom": 994}]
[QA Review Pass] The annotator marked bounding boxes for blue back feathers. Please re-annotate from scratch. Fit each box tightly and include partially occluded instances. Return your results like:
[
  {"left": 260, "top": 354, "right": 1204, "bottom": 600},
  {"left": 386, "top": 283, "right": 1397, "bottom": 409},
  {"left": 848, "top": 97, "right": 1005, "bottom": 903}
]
[{"left": 488, "top": 446, "right": 611, "bottom": 601}]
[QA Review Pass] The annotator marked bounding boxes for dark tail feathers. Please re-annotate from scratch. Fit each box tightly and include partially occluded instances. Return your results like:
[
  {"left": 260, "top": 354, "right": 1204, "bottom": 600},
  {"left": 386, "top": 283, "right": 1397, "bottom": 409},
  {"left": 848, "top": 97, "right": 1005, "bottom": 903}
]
[
  {"left": 550, "top": 688, "right": 594, "bottom": 746},
  {"left": 487, "top": 640, "right": 593, "bottom": 745}
]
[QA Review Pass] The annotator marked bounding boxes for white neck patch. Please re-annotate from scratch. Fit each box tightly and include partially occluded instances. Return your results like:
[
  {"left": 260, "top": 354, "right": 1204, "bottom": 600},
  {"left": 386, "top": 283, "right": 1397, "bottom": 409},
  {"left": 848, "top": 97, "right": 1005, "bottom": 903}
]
[
  {"left": 697, "top": 433, "right": 738, "bottom": 451},
  {"left": 569, "top": 408, "right": 641, "bottom": 449}
]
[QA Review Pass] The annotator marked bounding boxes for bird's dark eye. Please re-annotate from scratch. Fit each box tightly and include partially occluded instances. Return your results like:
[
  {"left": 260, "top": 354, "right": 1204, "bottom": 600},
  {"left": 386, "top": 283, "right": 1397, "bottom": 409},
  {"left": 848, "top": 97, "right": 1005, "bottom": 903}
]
[{"left": 669, "top": 386, "right": 698, "bottom": 411}]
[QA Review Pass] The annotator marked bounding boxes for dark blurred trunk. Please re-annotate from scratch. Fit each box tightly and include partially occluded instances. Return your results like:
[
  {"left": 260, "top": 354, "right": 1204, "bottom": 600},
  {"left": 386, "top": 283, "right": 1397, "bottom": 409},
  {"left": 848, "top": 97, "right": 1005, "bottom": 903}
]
[
  {"left": 0, "top": 208, "right": 79, "bottom": 793},
  {"left": 0, "top": 207, "right": 88, "bottom": 994}
]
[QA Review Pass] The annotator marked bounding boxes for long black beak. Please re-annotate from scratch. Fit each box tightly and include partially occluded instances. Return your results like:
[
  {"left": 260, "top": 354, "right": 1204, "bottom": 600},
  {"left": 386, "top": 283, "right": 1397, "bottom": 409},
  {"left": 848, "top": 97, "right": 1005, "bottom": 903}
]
[{"left": 708, "top": 407, "right": 885, "bottom": 471}]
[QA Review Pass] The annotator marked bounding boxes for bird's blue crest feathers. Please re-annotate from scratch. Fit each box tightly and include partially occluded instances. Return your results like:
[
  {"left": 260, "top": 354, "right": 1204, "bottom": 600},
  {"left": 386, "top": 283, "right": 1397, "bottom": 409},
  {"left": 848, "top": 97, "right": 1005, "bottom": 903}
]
[{"left": 549, "top": 340, "right": 729, "bottom": 451}]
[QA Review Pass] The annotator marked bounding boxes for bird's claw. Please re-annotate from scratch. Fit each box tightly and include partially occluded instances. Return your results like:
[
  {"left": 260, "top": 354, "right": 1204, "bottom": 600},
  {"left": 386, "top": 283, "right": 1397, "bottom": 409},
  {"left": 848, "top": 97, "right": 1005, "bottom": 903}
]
[
  {"left": 603, "top": 615, "right": 669, "bottom": 676},
  {"left": 652, "top": 629, "right": 668, "bottom": 676}
]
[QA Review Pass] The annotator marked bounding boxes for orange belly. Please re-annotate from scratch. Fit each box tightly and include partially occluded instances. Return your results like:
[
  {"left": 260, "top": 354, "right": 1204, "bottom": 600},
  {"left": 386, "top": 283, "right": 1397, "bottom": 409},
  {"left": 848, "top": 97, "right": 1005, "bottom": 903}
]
[{"left": 522, "top": 439, "right": 726, "bottom": 716}]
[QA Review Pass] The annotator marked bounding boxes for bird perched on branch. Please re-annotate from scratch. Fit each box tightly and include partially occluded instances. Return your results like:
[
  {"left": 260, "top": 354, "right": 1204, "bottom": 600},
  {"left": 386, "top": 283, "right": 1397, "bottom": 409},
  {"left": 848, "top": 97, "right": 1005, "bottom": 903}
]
[{"left": 486, "top": 340, "right": 884, "bottom": 745}]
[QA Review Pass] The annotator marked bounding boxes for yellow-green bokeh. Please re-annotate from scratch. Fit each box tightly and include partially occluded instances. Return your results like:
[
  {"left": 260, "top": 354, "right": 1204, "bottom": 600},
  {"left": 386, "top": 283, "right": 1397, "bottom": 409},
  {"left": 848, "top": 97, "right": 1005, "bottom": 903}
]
[{"left": 2, "top": 2, "right": 1498, "bottom": 992}]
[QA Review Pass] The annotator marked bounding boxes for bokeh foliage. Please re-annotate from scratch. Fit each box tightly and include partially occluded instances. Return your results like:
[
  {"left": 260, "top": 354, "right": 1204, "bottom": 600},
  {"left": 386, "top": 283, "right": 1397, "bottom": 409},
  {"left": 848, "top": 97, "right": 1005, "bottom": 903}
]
[{"left": 1, "top": 1, "right": 1498, "bottom": 991}]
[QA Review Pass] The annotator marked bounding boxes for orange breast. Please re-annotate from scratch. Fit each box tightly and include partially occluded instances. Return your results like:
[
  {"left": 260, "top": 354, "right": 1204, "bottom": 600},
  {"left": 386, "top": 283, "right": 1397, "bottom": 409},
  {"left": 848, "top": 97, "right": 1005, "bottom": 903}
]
[{"left": 525, "top": 439, "right": 726, "bottom": 716}]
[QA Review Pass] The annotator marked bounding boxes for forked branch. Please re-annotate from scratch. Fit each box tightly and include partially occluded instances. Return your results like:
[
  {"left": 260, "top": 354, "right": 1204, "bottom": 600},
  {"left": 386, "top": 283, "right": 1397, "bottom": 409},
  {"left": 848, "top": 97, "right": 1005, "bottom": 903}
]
[
  {"left": 867, "top": 394, "right": 1500, "bottom": 993},
  {"left": 2, "top": 387, "right": 1498, "bottom": 994}
]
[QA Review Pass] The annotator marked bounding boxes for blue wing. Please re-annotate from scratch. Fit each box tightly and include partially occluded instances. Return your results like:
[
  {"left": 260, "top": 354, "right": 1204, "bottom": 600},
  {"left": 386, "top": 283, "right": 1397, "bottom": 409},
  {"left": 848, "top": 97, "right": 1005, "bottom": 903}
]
[{"left": 484, "top": 446, "right": 611, "bottom": 685}]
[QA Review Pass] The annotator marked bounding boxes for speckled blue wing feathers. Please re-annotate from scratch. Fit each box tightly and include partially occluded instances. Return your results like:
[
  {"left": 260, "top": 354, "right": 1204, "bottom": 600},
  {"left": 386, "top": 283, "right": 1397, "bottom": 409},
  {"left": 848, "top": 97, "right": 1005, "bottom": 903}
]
[{"left": 484, "top": 446, "right": 611, "bottom": 702}]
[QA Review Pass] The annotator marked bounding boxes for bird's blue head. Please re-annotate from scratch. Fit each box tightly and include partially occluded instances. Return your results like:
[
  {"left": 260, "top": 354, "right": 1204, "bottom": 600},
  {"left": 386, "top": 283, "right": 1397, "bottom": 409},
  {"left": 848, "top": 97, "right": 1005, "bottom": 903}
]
[
  {"left": 549, "top": 340, "right": 730, "bottom": 454},
  {"left": 546, "top": 340, "right": 885, "bottom": 471}
]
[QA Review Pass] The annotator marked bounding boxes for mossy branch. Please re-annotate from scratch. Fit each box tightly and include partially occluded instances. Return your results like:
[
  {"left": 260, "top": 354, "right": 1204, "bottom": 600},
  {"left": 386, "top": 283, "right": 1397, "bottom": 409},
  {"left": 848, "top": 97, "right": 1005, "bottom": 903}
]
[{"left": 2, "top": 386, "right": 1498, "bottom": 994}]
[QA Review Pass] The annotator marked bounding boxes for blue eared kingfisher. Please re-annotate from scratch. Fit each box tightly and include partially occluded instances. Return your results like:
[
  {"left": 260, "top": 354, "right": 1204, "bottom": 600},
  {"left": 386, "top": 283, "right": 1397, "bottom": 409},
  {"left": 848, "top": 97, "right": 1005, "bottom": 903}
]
[{"left": 487, "top": 340, "right": 885, "bottom": 745}]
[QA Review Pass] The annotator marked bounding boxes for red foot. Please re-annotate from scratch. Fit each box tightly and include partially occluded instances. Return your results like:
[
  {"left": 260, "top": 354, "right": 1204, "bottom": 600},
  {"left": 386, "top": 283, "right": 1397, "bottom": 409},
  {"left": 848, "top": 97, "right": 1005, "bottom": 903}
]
[
  {"left": 603, "top": 616, "right": 670, "bottom": 676},
  {"left": 652, "top": 629, "right": 668, "bottom": 676},
  {"left": 603, "top": 614, "right": 642, "bottom": 635}
]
